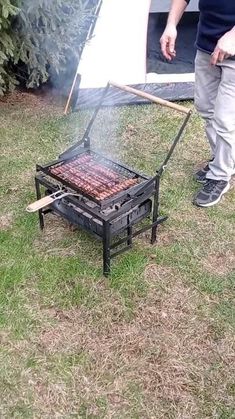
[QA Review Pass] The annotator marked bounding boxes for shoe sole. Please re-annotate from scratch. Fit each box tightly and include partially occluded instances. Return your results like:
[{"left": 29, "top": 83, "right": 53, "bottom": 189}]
[
  {"left": 196, "top": 178, "right": 207, "bottom": 184},
  {"left": 195, "top": 183, "right": 230, "bottom": 207}
]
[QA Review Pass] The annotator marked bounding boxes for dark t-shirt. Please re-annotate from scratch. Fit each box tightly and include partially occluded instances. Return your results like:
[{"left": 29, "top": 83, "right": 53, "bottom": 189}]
[{"left": 186, "top": 0, "right": 235, "bottom": 53}]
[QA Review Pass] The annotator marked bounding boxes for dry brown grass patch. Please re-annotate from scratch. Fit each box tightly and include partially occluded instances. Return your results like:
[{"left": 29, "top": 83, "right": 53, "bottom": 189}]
[
  {"left": 157, "top": 227, "right": 178, "bottom": 246},
  {"left": 23, "top": 273, "right": 232, "bottom": 417},
  {"left": 0, "top": 213, "right": 13, "bottom": 230},
  {"left": 202, "top": 251, "right": 235, "bottom": 277},
  {"left": 1, "top": 274, "right": 234, "bottom": 417},
  {"left": 0, "top": 89, "right": 63, "bottom": 114},
  {"left": 33, "top": 213, "right": 81, "bottom": 257}
]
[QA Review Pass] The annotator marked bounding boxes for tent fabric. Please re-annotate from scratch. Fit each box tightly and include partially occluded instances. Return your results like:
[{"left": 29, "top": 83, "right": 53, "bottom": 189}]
[
  {"left": 74, "top": 82, "right": 194, "bottom": 109},
  {"left": 73, "top": 3, "right": 199, "bottom": 109},
  {"left": 78, "top": 0, "right": 151, "bottom": 89},
  {"left": 147, "top": 12, "right": 198, "bottom": 74}
]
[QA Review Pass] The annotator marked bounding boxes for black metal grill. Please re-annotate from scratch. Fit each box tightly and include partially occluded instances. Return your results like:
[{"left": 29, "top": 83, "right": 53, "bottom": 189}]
[{"left": 29, "top": 82, "right": 191, "bottom": 276}]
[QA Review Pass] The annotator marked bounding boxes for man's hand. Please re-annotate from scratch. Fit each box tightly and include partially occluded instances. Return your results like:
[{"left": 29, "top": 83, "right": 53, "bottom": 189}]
[
  {"left": 160, "top": 24, "right": 177, "bottom": 60},
  {"left": 211, "top": 28, "right": 235, "bottom": 65}
]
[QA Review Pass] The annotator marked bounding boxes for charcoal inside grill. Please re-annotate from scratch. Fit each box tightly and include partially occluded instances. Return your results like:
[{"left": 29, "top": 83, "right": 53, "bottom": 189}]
[{"left": 49, "top": 152, "right": 140, "bottom": 201}]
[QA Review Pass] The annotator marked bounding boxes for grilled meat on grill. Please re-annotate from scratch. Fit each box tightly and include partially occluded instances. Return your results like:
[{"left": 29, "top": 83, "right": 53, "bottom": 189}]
[{"left": 49, "top": 153, "right": 139, "bottom": 201}]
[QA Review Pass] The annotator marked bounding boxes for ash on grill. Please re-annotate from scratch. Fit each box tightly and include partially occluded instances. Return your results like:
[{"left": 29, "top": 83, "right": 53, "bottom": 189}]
[{"left": 27, "top": 81, "right": 191, "bottom": 276}]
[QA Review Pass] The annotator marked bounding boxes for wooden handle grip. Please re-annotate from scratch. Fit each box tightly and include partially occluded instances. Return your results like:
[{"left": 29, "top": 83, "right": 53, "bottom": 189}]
[
  {"left": 109, "top": 81, "right": 190, "bottom": 114},
  {"left": 26, "top": 195, "right": 55, "bottom": 213}
]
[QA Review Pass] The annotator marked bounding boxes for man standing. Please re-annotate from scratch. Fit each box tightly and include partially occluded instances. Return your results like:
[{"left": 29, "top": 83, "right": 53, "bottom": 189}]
[{"left": 160, "top": 0, "right": 235, "bottom": 207}]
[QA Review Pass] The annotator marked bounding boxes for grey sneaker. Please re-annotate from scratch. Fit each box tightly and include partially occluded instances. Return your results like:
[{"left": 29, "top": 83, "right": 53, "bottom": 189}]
[
  {"left": 194, "top": 160, "right": 235, "bottom": 183},
  {"left": 194, "top": 160, "right": 213, "bottom": 183},
  {"left": 193, "top": 179, "right": 230, "bottom": 207}
]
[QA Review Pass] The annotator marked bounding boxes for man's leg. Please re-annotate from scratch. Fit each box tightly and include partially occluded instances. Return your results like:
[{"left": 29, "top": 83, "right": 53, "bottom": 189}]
[
  {"left": 206, "top": 59, "right": 235, "bottom": 181},
  {"left": 193, "top": 53, "right": 233, "bottom": 207},
  {"left": 194, "top": 50, "right": 221, "bottom": 157}
]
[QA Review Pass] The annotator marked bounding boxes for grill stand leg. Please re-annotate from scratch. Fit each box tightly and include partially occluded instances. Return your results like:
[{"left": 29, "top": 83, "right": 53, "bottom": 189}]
[
  {"left": 103, "top": 221, "right": 111, "bottom": 277},
  {"left": 35, "top": 177, "right": 44, "bottom": 230},
  {"left": 151, "top": 174, "right": 160, "bottom": 244},
  {"left": 127, "top": 215, "right": 133, "bottom": 247}
]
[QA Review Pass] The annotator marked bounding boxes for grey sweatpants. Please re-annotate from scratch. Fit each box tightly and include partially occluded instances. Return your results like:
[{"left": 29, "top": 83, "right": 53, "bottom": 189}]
[{"left": 194, "top": 50, "right": 235, "bottom": 181}]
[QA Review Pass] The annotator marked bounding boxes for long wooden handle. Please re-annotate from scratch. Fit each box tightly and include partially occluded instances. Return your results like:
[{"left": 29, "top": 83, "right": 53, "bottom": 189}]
[
  {"left": 109, "top": 80, "right": 190, "bottom": 114},
  {"left": 26, "top": 195, "right": 55, "bottom": 213},
  {"left": 64, "top": 0, "right": 103, "bottom": 115}
]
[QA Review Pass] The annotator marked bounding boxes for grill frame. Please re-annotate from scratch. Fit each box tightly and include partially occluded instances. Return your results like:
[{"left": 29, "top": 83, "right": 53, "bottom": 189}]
[
  {"left": 34, "top": 171, "right": 167, "bottom": 276},
  {"left": 31, "top": 82, "right": 192, "bottom": 276}
]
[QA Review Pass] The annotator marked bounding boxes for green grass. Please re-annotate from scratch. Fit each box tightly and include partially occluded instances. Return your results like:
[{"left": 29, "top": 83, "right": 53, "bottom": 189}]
[{"left": 0, "top": 92, "right": 234, "bottom": 418}]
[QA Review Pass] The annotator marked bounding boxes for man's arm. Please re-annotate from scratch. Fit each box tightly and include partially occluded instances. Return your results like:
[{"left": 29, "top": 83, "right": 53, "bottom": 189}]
[
  {"left": 160, "top": 0, "right": 189, "bottom": 60},
  {"left": 167, "top": 0, "right": 189, "bottom": 27}
]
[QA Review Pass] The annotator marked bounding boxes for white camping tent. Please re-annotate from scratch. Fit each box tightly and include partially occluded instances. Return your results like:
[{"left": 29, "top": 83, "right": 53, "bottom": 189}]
[
  {"left": 69, "top": 0, "right": 199, "bottom": 109},
  {"left": 150, "top": 0, "right": 198, "bottom": 12}
]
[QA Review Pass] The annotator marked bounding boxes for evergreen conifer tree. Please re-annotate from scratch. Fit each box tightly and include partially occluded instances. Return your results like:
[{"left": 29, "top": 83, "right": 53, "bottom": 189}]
[
  {"left": 0, "top": 0, "right": 97, "bottom": 94},
  {"left": 0, "top": 0, "right": 19, "bottom": 94}
]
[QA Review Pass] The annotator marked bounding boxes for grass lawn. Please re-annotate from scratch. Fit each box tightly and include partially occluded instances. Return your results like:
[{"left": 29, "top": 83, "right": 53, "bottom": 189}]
[{"left": 0, "top": 91, "right": 234, "bottom": 418}]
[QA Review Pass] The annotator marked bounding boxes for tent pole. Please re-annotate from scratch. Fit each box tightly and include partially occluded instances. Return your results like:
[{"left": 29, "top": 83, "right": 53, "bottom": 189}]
[
  {"left": 63, "top": 0, "right": 103, "bottom": 115},
  {"left": 64, "top": 70, "right": 79, "bottom": 115}
]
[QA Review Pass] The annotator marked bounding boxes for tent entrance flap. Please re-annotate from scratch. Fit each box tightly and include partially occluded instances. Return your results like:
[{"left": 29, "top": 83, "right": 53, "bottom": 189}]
[{"left": 147, "top": 12, "right": 198, "bottom": 76}]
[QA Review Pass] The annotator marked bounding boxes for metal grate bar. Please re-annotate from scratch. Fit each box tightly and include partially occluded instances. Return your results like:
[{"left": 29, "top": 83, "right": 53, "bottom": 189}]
[
  {"left": 110, "top": 216, "right": 168, "bottom": 249},
  {"left": 49, "top": 151, "right": 140, "bottom": 201}
]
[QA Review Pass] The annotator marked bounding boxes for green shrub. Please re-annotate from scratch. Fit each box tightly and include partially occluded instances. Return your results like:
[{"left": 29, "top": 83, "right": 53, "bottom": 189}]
[
  {"left": 0, "top": 0, "right": 19, "bottom": 94},
  {"left": 0, "top": 0, "right": 97, "bottom": 95}
]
